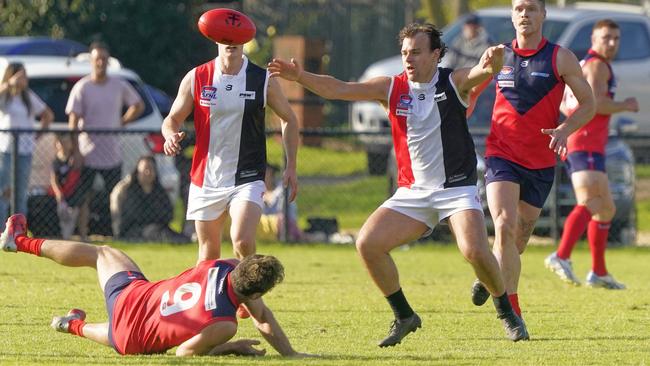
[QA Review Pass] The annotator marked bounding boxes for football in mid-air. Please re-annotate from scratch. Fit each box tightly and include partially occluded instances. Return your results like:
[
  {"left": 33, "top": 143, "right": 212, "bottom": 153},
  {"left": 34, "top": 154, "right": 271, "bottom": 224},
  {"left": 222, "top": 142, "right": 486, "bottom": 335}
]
[{"left": 198, "top": 8, "right": 256, "bottom": 45}]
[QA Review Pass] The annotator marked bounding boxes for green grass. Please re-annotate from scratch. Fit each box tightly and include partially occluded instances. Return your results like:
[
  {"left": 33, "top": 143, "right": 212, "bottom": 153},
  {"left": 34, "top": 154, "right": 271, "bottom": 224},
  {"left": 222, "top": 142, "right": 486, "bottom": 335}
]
[
  {"left": 635, "top": 164, "right": 650, "bottom": 179},
  {"left": 637, "top": 199, "right": 650, "bottom": 232},
  {"left": 297, "top": 176, "right": 387, "bottom": 230},
  {"left": 2, "top": 242, "right": 650, "bottom": 365},
  {"left": 266, "top": 137, "right": 367, "bottom": 176}
]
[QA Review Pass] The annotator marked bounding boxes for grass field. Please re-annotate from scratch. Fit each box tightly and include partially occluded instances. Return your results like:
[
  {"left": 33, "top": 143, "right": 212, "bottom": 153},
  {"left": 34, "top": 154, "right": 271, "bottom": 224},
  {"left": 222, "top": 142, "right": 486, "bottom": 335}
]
[{"left": 2, "top": 242, "right": 650, "bottom": 365}]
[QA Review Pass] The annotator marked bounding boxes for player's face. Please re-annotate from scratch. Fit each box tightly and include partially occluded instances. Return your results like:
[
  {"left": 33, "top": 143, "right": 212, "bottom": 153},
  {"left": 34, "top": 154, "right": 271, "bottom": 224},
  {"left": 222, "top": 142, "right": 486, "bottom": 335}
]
[
  {"left": 218, "top": 43, "right": 244, "bottom": 59},
  {"left": 592, "top": 26, "right": 620, "bottom": 61},
  {"left": 511, "top": 0, "right": 546, "bottom": 37},
  {"left": 401, "top": 32, "right": 440, "bottom": 82},
  {"left": 90, "top": 48, "right": 109, "bottom": 79}
]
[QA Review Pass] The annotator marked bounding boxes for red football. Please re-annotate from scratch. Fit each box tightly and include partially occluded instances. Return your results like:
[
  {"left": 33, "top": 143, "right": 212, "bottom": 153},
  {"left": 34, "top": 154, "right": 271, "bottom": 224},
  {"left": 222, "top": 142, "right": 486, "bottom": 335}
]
[{"left": 198, "top": 8, "right": 256, "bottom": 45}]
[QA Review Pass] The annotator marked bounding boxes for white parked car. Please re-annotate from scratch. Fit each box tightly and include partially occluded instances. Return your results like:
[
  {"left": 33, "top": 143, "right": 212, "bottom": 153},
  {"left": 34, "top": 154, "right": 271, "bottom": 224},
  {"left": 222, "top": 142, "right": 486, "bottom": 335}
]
[
  {"left": 351, "top": 2, "right": 650, "bottom": 168},
  {"left": 0, "top": 54, "right": 179, "bottom": 235}
]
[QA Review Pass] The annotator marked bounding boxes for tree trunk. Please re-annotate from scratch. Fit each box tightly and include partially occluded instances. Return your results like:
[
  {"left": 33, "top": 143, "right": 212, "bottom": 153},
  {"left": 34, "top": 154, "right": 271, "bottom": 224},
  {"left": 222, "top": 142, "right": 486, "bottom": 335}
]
[
  {"left": 421, "top": 0, "right": 446, "bottom": 27},
  {"left": 452, "top": 0, "right": 470, "bottom": 18}
]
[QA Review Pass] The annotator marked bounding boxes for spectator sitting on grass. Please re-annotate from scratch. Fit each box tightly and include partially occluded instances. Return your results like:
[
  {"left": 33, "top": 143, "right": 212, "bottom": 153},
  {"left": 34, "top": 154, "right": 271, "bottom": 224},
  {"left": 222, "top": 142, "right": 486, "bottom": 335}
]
[
  {"left": 260, "top": 163, "right": 303, "bottom": 242},
  {"left": 110, "top": 156, "right": 189, "bottom": 243},
  {"left": 48, "top": 133, "right": 83, "bottom": 239}
]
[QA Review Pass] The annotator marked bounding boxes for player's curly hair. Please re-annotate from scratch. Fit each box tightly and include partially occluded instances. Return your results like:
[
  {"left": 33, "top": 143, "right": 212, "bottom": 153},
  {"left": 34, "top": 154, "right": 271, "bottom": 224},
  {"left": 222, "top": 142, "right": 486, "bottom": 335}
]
[
  {"left": 398, "top": 23, "right": 447, "bottom": 61},
  {"left": 231, "top": 254, "right": 285, "bottom": 297}
]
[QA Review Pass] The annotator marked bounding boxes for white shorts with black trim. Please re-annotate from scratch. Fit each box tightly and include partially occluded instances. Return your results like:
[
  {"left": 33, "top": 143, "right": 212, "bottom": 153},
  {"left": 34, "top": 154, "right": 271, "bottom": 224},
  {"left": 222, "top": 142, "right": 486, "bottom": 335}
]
[
  {"left": 380, "top": 185, "right": 483, "bottom": 235},
  {"left": 186, "top": 180, "right": 265, "bottom": 221}
]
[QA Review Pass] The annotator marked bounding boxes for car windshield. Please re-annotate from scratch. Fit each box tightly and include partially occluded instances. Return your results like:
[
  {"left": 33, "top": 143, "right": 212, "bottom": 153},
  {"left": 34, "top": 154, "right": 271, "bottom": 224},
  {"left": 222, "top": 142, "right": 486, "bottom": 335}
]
[{"left": 29, "top": 77, "right": 154, "bottom": 123}]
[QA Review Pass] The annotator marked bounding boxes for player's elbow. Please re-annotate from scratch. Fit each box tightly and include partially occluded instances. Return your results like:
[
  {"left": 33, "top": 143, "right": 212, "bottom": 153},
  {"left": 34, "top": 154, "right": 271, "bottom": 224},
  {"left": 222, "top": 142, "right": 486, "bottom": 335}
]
[{"left": 175, "top": 347, "right": 196, "bottom": 357}]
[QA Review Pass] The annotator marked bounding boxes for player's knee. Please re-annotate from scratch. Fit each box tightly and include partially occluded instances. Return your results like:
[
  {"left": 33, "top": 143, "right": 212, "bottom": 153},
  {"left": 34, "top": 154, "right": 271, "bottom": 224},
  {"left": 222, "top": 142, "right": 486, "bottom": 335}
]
[
  {"left": 355, "top": 232, "right": 377, "bottom": 258},
  {"left": 595, "top": 202, "right": 616, "bottom": 222},
  {"left": 460, "top": 245, "right": 483, "bottom": 265},
  {"left": 493, "top": 215, "right": 517, "bottom": 238},
  {"left": 232, "top": 239, "right": 255, "bottom": 258}
]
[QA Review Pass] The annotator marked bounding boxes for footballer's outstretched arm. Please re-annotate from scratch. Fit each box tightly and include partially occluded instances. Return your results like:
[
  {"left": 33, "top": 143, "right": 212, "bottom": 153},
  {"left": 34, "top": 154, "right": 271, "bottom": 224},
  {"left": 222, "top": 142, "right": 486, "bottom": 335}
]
[
  {"left": 245, "top": 298, "right": 314, "bottom": 357},
  {"left": 268, "top": 58, "right": 390, "bottom": 102}
]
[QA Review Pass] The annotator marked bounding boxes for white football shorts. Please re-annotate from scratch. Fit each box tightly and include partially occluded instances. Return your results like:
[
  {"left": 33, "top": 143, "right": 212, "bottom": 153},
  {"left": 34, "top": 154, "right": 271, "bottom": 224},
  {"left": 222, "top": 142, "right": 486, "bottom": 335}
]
[
  {"left": 380, "top": 185, "right": 483, "bottom": 234},
  {"left": 186, "top": 180, "right": 265, "bottom": 221}
]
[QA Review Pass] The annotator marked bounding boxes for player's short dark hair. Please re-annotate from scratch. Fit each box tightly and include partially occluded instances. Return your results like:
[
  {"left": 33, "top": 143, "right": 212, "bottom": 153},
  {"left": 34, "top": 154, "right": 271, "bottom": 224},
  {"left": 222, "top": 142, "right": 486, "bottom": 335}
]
[
  {"left": 89, "top": 40, "right": 110, "bottom": 53},
  {"left": 398, "top": 23, "right": 447, "bottom": 61},
  {"left": 231, "top": 254, "right": 285, "bottom": 297},
  {"left": 593, "top": 19, "right": 619, "bottom": 31}
]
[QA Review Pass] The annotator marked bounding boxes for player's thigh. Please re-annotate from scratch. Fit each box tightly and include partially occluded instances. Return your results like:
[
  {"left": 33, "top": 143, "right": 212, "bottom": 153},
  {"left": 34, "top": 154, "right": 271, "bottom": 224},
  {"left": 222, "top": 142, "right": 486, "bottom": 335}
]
[
  {"left": 357, "top": 207, "right": 428, "bottom": 253},
  {"left": 448, "top": 209, "right": 490, "bottom": 254},
  {"left": 195, "top": 211, "right": 229, "bottom": 248},
  {"left": 96, "top": 245, "right": 142, "bottom": 292},
  {"left": 486, "top": 180, "right": 520, "bottom": 223},
  {"left": 229, "top": 200, "right": 263, "bottom": 242},
  {"left": 571, "top": 170, "right": 608, "bottom": 202}
]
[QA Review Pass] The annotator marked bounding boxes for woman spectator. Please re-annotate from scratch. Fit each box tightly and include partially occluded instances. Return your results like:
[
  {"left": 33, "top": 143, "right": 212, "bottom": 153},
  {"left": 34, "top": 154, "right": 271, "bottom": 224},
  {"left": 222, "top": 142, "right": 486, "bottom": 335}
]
[
  {"left": 111, "top": 156, "right": 189, "bottom": 243},
  {"left": 0, "top": 62, "right": 53, "bottom": 230}
]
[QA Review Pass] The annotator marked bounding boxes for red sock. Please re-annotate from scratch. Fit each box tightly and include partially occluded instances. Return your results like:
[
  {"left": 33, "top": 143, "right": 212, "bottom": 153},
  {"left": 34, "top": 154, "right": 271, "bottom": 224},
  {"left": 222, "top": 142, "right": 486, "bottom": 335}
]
[
  {"left": 508, "top": 293, "right": 521, "bottom": 317},
  {"left": 15, "top": 235, "right": 45, "bottom": 256},
  {"left": 588, "top": 220, "right": 610, "bottom": 276},
  {"left": 557, "top": 205, "right": 591, "bottom": 259},
  {"left": 68, "top": 319, "right": 85, "bottom": 337}
]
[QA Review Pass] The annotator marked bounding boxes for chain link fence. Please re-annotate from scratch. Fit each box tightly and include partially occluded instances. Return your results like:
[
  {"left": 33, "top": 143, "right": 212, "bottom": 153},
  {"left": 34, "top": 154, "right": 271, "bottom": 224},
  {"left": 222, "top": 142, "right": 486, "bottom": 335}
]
[{"left": 0, "top": 128, "right": 644, "bottom": 247}]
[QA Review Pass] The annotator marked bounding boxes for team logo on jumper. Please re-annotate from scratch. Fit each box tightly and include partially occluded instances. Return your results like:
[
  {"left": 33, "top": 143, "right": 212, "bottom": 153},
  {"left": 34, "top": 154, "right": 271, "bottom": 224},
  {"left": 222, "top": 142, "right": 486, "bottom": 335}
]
[
  {"left": 520, "top": 60, "right": 529, "bottom": 68},
  {"left": 531, "top": 71, "right": 550, "bottom": 78},
  {"left": 497, "top": 66, "right": 515, "bottom": 88},
  {"left": 398, "top": 94, "right": 413, "bottom": 108},
  {"left": 200, "top": 86, "right": 217, "bottom": 106},
  {"left": 239, "top": 91, "right": 256, "bottom": 100},
  {"left": 397, "top": 94, "right": 413, "bottom": 115},
  {"left": 434, "top": 92, "right": 447, "bottom": 103}
]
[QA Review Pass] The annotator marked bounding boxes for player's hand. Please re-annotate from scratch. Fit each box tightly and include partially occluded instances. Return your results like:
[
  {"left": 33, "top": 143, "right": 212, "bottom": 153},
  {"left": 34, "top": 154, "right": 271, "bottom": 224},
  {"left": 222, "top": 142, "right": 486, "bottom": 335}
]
[
  {"left": 623, "top": 97, "right": 639, "bottom": 113},
  {"left": 286, "top": 351, "right": 319, "bottom": 358},
  {"left": 268, "top": 58, "right": 304, "bottom": 82},
  {"left": 163, "top": 131, "right": 186, "bottom": 156},
  {"left": 229, "top": 339, "right": 267, "bottom": 357},
  {"left": 481, "top": 45, "right": 505, "bottom": 75},
  {"left": 283, "top": 166, "right": 298, "bottom": 202},
  {"left": 541, "top": 126, "right": 570, "bottom": 157}
]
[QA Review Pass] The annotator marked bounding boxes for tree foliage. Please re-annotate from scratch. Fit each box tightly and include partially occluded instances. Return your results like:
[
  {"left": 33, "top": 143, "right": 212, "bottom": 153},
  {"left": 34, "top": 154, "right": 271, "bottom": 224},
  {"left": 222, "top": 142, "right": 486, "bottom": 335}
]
[{"left": 0, "top": 0, "right": 216, "bottom": 95}]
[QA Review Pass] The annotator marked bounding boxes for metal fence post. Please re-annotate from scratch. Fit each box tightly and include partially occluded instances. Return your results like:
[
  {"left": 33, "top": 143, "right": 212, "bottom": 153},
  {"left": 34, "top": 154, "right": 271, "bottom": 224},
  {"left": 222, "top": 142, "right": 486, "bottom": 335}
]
[
  {"left": 281, "top": 152, "right": 290, "bottom": 243},
  {"left": 550, "top": 162, "right": 560, "bottom": 242},
  {"left": 10, "top": 130, "right": 19, "bottom": 215}
]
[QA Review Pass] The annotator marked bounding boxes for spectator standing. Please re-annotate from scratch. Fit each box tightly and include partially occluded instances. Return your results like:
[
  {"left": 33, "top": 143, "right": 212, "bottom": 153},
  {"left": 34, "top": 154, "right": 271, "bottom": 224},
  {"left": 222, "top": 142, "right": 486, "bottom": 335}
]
[
  {"left": 66, "top": 41, "right": 144, "bottom": 239},
  {"left": 443, "top": 14, "right": 492, "bottom": 69},
  {"left": 0, "top": 62, "right": 53, "bottom": 231}
]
